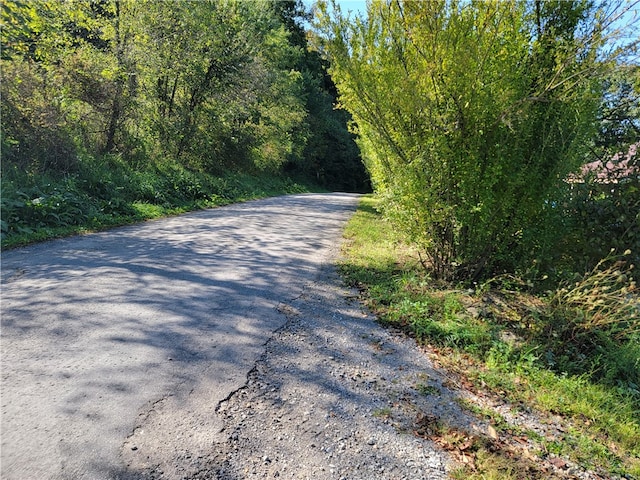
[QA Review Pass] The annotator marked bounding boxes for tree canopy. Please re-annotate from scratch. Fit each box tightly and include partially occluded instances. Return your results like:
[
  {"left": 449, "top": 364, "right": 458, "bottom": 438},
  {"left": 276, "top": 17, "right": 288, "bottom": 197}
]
[{"left": 1, "top": 0, "right": 368, "bottom": 192}]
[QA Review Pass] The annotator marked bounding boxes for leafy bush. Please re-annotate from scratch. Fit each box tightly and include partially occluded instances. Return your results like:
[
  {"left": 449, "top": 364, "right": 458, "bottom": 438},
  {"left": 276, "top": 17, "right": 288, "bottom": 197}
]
[
  {"left": 1, "top": 179, "right": 90, "bottom": 237},
  {"left": 318, "top": 0, "right": 605, "bottom": 281},
  {"left": 0, "top": 151, "right": 321, "bottom": 248},
  {"left": 0, "top": 60, "right": 79, "bottom": 174}
]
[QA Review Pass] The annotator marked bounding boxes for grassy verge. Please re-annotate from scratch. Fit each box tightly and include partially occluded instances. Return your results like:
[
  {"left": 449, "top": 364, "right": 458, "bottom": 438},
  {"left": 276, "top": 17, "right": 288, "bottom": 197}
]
[
  {"left": 339, "top": 196, "right": 640, "bottom": 479},
  {"left": 1, "top": 156, "right": 321, "bottom": 249}
]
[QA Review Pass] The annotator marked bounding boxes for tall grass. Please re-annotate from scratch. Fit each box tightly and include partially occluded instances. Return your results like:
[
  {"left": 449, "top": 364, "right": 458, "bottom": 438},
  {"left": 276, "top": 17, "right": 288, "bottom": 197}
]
[{"left": 530, "top": 251, "right": 639, "bottom": 390}]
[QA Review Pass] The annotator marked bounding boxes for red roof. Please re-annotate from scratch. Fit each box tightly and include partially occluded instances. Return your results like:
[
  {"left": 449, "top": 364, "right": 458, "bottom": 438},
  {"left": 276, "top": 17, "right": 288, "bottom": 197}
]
[{"left": 569, "top": 142, "right": 639, "bottom": 184}]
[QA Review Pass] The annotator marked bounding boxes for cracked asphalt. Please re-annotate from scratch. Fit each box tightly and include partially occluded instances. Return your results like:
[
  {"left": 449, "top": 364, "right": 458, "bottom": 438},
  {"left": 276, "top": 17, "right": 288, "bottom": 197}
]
[{"left": 1, "top": 193, "right": 360, "bottom": 480}]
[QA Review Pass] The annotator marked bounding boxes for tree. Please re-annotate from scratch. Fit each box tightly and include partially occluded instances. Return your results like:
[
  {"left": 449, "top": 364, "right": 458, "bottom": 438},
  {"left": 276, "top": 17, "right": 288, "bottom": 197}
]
[
  {"left": 316, "top": 0, "right": 623, "bottom": 280},
  {"left": 1, "top": 0, "right": 141, "bottom": 168},
  {"left": 1, "top": 0, "right": 368, "bottom": 192},
  {"left": 270, "top": 0, "right": 369, "bottom": 191},
  {"left": 559, "top": 64, "right": 640, "bottom": 277}
]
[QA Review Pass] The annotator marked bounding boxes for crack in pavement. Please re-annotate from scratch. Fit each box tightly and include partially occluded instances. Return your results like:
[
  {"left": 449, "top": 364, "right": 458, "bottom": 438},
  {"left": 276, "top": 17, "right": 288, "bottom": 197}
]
[
  {"left": 216, "top": 299, "right": 308, "bottom": 418},
  {"left": 192, "top": 266, "right": 462, "bottom": 479}
]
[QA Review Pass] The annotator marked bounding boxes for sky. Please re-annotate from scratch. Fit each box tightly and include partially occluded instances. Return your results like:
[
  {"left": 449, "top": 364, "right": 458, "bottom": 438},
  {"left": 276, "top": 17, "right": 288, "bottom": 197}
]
[{"left": 333, "top": 0, "right": 367, "bottom": 15}]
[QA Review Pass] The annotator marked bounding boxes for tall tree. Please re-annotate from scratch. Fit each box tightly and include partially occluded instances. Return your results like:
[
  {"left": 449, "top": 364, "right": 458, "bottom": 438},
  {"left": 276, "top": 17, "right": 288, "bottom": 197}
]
[{"left": 270, "top": 0, "right": 368, "bottom": 190}]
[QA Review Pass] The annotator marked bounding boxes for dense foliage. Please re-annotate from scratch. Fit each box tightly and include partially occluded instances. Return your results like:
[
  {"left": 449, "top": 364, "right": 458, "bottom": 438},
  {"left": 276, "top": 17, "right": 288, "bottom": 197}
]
[
  {"left": 559, "top": 66, "right": 640, "bottom": 278},
  {"left": 317, "top": 0, "right": 638, "bottom": 282},
  {"left": 1, "top": 0, "right": 368, "bottom": 243}
]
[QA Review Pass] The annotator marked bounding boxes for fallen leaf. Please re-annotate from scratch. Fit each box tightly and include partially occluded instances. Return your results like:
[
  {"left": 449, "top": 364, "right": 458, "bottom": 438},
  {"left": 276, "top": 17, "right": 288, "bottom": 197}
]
[
  {"left": 459, "top": 438, "right": 475, "bottom": 451},
  {"left": 549, "top": 457, "right": 567, "bottom": 468}
]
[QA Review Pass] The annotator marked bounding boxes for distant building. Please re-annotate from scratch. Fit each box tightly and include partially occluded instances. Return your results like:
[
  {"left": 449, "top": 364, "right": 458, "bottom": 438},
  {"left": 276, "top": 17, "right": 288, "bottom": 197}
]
[{"left": 568, "top": 142, "right": 639, "bottom": 184}]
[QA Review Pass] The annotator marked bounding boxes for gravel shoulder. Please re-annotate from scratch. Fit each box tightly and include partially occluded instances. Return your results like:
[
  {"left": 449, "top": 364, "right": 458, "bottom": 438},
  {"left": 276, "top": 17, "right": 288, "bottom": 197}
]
[
  {"left": 186, "top": 260, "right": 483, "bottom": 479},
  {"left": 162, "top": 244, "right": 609, "bottom": 480}
]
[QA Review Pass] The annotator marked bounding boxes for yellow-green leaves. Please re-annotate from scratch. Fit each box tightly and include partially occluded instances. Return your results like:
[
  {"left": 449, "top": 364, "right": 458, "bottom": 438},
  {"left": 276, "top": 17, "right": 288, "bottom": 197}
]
[{"left": 318, "top": 0, "right": 612, "bottom": 280}]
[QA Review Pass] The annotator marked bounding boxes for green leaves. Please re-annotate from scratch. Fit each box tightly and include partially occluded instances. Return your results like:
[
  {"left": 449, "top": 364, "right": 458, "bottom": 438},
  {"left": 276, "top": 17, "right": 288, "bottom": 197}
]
[
  {"left": 318, "top": 0, "right": 617, "bottom": 280},
  {"left": 1, "top": 0, "right": 366, "bottom": 247}
]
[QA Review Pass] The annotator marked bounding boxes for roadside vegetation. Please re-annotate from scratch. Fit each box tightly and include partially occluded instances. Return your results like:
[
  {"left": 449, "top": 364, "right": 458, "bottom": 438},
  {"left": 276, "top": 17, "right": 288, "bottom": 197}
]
[
  {"left": 1, "top": 158, "right": 314, "bottom": 249},
  {"left": 340, "top": 196, "right": 639, "bottom": 479},
  {"left": 324, "top": 3, "right": 639, "bottom": 474},
  {"left": 1, "top": 0, "right": 368, "bottom": 248}
]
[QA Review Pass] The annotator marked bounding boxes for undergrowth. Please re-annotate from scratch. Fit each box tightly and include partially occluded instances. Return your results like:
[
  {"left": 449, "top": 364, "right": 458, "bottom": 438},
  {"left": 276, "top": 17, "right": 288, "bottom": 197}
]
[
  {"left": 1, "top": 155, "right": 317, "bottom": 249},
  {"left": 339, "top": 196, "right": 640, "bottom": 479}
]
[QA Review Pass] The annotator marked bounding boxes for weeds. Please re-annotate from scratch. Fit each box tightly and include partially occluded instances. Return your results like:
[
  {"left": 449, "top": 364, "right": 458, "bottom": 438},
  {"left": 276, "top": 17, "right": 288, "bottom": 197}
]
[
  {"left": 1, "top": 158, "right": 319, "bottom": 249},
  {"left": 373, "top": 407, "right": 393, "bottom": 419},
  {"left": 415, "top": 383, "right": 440, "bottom": 396},
  {"left": 544, "top": 250, "right": 638, "bottom": 340},
  {"left": 340, "top": 196, "right": 640, "bottom": 478},
  {"left": 529, "top": 250, "right": 639, "bottom": 390}
]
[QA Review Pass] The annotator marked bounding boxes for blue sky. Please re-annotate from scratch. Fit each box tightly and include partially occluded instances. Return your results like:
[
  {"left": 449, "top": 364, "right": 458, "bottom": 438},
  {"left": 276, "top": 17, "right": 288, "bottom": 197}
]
[{"left": 333, "top": 0, "right": 367, "bottom": 15}]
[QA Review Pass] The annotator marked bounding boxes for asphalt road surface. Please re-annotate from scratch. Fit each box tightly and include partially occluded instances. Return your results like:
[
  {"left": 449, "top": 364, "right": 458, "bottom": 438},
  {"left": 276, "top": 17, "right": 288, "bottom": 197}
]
[{"left": 1, "top": 193, "right": 360, "bottom": 480}]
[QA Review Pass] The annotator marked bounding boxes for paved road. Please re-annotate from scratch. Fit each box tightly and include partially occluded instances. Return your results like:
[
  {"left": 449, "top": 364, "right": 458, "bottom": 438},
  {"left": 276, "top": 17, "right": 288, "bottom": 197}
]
[{"left": 1, "top": 193, "right": 360, "bottom": 480}]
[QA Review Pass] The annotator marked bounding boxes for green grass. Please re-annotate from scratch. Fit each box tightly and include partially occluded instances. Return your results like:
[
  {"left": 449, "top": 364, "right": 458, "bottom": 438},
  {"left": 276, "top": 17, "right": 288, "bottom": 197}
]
[
  {"left": 1, "top": 158, "right": 320, "bottom": 249},
  {"left": 339, "top": 196, "right": 640, "bottom": 479}
]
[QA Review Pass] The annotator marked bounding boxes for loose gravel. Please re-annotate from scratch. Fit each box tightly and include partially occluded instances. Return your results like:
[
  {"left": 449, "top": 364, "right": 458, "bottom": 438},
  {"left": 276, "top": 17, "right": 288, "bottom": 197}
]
[
  {"left": 118, "top": 244, "right": 613, "bottom": 480},
  {"left": 189, "top": 264, "right": 482, "bottom": 480}
]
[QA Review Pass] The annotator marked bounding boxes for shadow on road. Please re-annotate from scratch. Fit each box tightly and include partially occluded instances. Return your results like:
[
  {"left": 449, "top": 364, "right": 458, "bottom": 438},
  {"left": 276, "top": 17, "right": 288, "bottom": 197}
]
[{"left": 1, "top": 193, "right": 361, "bottom": 480}]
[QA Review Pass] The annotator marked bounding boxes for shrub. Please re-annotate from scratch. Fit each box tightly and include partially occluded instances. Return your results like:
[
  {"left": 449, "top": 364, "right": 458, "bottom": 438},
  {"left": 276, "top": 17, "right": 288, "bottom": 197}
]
[
  {"left": 0, "top": 178, "right": 92, "bottom": 238},
  {"left": 318, "top": 0, "right": 604, "bottom": 281}
]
